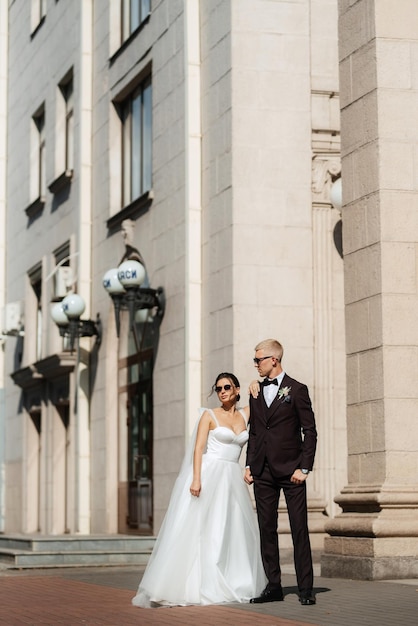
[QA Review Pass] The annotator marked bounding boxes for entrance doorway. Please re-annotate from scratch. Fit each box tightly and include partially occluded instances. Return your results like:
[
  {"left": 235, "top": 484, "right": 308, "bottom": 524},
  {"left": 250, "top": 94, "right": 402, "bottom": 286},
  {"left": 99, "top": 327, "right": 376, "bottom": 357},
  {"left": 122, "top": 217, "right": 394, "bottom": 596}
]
[{"left": 126, "top": 353, "right": 153, "bottom": 533}]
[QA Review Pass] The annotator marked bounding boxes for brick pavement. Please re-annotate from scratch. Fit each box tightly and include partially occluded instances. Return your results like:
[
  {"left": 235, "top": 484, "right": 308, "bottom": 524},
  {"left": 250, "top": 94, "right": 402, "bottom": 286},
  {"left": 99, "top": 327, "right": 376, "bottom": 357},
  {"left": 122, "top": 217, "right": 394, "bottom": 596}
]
[
  {"left": 0, "top": 566, "right": 417, "bottom": 626},
  {"left": 0, "top": 575, "right": 314, "bottom": 626}
]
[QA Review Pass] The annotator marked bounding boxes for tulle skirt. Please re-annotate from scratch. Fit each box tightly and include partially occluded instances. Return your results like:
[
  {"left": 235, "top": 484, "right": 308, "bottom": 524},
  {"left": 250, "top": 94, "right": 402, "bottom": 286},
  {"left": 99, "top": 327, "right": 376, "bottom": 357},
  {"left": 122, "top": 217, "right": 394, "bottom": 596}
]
[{"left": 132, "top": 454, "right": 266, "bottom": 607}]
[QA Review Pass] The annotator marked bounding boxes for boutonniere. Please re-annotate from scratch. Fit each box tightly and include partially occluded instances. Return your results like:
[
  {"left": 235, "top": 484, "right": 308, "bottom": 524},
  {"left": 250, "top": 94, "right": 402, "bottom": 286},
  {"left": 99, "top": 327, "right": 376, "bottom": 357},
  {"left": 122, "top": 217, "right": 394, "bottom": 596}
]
[{"left": 278, "top": 386, "right": 291, "bottom": 402}]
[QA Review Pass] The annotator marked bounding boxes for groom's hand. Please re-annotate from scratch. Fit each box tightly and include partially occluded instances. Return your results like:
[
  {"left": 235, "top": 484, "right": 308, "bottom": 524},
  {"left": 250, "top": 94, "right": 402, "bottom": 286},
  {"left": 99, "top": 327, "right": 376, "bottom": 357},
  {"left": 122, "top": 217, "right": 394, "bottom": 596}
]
[
  {"left": 291, "top": 469, "right": 308, "bottom": 485},
  {"left": 244, "top": 467, "right": 253, "bottom": 484}
]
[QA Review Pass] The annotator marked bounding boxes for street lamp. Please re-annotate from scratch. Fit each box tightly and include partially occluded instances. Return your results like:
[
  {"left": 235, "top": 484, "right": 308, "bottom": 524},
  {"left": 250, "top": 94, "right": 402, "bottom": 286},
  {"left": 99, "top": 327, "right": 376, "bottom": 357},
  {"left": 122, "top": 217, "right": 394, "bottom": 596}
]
[
  {"left": 330, "top": 177, "right": 342, "bottom": 212},
  {"left": 51, "top": 293, "right": 101, "bottom": 352},
  {"left": 102, "top": 259, "right": 165, "bottom": 337}
]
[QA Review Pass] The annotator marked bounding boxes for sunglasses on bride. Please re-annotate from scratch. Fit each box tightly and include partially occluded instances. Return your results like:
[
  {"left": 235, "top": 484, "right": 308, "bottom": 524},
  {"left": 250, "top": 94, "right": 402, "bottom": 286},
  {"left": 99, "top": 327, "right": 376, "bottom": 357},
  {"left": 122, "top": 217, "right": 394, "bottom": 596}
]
[{"left": 215, "top": 384, "right": 232, "bottom": 392}]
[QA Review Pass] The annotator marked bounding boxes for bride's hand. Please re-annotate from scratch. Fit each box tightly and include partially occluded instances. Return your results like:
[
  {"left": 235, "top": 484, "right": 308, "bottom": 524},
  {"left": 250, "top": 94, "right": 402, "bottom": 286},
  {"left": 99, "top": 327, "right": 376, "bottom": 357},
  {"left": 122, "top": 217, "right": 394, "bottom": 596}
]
[
  {"left": 190, "top": 479, "right": 201, "bottom": 497},
  {"left": 248, "top": 379, "right": 261, "bottom": 398}
]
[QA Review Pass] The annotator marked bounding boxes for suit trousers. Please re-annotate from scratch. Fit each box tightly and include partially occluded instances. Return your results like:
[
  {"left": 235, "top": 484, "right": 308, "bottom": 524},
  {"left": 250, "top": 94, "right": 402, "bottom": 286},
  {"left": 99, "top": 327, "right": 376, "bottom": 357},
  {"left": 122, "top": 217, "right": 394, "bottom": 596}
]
[{"left": 253, "top": 462, "right": 313, "bottom": 592}]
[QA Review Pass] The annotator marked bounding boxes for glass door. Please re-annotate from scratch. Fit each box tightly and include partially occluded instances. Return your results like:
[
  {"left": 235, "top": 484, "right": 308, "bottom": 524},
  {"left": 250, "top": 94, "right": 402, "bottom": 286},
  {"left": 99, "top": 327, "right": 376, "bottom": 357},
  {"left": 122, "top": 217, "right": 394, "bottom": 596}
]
[{"left": 127, "top": 371, "right": 153, "bottom": 532}]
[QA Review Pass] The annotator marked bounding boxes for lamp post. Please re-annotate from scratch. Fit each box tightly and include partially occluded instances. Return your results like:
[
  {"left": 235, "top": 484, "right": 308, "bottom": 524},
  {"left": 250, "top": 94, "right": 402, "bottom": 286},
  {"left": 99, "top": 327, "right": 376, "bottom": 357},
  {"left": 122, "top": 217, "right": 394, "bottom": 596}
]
[
  {"left": 51, "top": 293, "right": 101, "bottom": 352},
  {"left": 103, "top": 259, "right": 165, "bottom": 337}
]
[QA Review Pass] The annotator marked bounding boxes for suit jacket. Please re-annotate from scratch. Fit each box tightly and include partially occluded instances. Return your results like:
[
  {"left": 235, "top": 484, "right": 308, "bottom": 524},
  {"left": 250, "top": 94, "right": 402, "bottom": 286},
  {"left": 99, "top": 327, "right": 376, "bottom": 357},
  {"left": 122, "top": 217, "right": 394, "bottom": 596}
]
[{"left": 246, "top": 374, "right": 317, "bottom": 478}]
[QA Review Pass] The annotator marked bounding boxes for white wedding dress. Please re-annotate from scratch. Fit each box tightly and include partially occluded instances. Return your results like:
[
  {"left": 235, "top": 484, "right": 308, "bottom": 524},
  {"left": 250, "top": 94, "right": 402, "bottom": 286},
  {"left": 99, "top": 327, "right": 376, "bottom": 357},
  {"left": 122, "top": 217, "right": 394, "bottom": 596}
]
[{"left": 132, "top": 408, "right": 266, "bottom": 607}]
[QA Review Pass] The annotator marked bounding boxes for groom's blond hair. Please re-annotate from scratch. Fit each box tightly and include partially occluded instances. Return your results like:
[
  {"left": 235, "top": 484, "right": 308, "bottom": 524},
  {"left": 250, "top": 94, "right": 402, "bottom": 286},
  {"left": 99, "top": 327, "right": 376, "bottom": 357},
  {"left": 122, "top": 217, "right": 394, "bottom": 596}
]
[{"left": 255, "top": 339, "right": 283, "bottom": 363}]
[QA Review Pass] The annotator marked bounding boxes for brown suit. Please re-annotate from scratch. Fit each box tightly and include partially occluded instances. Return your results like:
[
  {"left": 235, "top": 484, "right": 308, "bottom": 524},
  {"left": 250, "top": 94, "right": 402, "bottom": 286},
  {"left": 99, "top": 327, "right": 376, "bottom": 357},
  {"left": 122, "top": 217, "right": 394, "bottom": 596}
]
[{"left": 246, "top": 373, "right": 317, "bottom": 592}]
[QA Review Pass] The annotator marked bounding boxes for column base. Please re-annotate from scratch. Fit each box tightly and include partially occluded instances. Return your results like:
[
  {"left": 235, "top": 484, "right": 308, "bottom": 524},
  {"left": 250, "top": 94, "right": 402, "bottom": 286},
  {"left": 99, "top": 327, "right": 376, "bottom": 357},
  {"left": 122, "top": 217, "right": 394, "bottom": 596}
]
[
  {"left": 321, "top": 485, "right": 418, "bottom": 579},
  {"left": 322, "top": 552, "right": 418, "bottom": 580},
  {"left": 321, "top": 534, "right": 418, "bottom": 579}
]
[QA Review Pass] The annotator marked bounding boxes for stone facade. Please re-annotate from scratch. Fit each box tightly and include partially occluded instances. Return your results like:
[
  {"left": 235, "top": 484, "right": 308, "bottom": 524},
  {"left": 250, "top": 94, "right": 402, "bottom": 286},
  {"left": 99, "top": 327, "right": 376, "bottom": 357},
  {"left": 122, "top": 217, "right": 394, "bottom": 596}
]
[
  {"left": 3, "top": 0, "right": 414, "bottom": 581},
  {"left": 0, "top": 0, "right": 7, "bottom": 533}
]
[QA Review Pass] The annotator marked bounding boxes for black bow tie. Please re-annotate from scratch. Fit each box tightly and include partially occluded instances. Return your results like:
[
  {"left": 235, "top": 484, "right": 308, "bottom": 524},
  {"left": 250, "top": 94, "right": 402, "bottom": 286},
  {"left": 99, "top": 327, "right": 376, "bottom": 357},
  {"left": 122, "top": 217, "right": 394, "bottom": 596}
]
[{"left": 263, "top": 378, "right": 278, "bottom": 386}]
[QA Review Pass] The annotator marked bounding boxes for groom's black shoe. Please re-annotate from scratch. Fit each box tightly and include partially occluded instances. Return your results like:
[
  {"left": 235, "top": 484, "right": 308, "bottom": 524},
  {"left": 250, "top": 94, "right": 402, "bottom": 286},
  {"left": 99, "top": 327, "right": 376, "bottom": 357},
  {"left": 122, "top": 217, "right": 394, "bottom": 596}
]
[
  {"left": 299, "top": 589, "right": 316, "bottom": 605},
  {"left": 250, "top": 585, "right": 284, "bottom": 604}
]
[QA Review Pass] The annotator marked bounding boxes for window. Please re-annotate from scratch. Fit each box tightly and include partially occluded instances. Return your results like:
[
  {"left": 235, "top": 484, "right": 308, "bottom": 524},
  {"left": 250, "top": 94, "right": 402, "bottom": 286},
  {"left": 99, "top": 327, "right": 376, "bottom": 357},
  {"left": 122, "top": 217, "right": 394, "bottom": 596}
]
[
  {"left": 60, "top": 74, "right": 74, "bottom": 172},
  {"left": 53, "top": 243, "right": 73, "bottom": 301},
  {"left": 121, "top": 0, "right": 150, "bottom": 40},
  {"left": 53, "top": 244, "right": 73, "bottom": 351},
  {"left": 29, "top": 265, "right": 43, "bottom": 362},
  {"left": 49, "top": 72, "right": 74, "bottom": 195},
  {"left": 121, "top": 78, "right": 152, "bottom": 206},
  {"left": 31, "top": 0, "right": 47, "bottom": 33},
  {"left": 31, "top": 106, "right": 46, "bottom": 202},
  {"left": 48, "top": 69, "right": 74, "bottom": 194}
]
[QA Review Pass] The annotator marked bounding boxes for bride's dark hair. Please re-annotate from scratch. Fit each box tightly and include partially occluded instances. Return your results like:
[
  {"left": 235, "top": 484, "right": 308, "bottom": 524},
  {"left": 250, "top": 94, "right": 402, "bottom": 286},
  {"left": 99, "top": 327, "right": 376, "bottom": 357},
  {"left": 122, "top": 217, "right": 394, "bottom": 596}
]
[{"left": 210, "top": 372, "right": 241, "bottom": 402}]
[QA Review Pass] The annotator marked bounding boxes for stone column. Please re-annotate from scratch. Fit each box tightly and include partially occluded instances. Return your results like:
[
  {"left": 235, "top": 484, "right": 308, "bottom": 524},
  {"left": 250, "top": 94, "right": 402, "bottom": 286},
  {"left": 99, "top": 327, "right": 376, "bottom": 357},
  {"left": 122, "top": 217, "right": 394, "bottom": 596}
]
[
  {"left": 322, "top": 0, "right": 418, "bottom": 580},
  {"left": 311, "top": 154, "right": 345, "bottom": 521}
]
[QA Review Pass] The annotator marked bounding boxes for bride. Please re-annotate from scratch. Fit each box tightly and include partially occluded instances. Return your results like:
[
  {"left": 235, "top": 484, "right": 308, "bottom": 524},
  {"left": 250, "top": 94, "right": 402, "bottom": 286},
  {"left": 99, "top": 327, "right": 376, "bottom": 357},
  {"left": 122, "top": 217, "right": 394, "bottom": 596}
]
[{"left": 132, "top": 372, "right": 266, "bottom": 607}]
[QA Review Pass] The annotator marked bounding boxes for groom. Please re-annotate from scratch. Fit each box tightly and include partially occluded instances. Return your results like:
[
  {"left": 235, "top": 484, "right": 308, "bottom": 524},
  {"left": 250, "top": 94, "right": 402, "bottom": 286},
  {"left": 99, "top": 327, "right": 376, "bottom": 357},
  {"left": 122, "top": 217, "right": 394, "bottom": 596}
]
[{"left": 244, "top": 338, "right": 317, "bottom": 606}]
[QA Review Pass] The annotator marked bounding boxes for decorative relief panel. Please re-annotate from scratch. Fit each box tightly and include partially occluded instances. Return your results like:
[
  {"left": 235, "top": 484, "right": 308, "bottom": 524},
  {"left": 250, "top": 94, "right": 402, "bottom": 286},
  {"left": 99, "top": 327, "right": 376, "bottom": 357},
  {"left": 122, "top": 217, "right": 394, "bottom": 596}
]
[{"left": 312, "top": 155, "right": 341, "bottom": 205}]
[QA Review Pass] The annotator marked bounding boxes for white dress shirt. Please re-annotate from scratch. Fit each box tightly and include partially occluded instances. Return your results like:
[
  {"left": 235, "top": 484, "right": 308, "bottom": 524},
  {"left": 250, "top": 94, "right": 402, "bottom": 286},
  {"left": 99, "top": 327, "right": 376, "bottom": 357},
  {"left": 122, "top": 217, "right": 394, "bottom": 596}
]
[{"left": 263, "top": 371, "right": 286, "bottom": 407}]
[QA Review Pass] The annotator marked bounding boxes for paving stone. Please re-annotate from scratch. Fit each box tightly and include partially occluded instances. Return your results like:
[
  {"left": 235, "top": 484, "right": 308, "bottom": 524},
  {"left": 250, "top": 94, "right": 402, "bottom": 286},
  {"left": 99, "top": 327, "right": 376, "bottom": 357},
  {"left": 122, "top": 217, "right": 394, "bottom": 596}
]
[{"left": 0, "top": 566, "right": 417, "bottom": 626}]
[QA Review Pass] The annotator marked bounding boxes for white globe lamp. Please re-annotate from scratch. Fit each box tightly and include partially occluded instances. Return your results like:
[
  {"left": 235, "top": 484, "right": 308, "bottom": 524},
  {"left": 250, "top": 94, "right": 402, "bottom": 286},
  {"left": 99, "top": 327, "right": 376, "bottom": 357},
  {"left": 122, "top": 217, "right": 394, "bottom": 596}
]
[
  {"left": 102, "top": 268, "right": 126, "bottom": 295},
  {"left": 61, "top": 293, "right": 86, "bottom": 320},
  {"left": 117, "top": 260, "right": 146, "bottom": 289},
  {"left": 330, "top": 177, "right": 342, "bottom": 212},
  {"left": 51, "top": 302, "right": 69, "bottom": 327}
]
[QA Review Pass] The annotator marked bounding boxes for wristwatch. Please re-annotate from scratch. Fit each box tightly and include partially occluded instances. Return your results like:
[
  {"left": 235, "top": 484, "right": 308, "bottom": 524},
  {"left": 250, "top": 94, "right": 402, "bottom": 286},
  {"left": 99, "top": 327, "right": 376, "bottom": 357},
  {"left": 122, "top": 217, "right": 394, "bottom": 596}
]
[{"left": 301, "top": 469, "right": 309, "bottom": 475}]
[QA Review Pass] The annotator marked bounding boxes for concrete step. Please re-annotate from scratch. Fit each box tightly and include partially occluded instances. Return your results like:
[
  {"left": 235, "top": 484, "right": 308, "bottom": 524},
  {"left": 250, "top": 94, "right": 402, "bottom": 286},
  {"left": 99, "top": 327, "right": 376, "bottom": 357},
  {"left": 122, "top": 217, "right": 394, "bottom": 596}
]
[{"left": 0, "top": 534, "right": 156, "bottom": 569}]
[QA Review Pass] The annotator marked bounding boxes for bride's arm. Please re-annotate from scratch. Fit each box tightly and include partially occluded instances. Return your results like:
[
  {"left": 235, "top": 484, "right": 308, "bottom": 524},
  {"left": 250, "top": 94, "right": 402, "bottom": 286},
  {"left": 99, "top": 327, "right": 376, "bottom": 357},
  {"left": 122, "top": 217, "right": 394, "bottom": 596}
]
[
  {"left": 240, "top": 405, "right": 254, "bottom": 485},
  {"left": 190, "top": 411, "right": 211, "bottom": 497},
  {"left": 241, "top": 405, "right": 250, "bottom": 423}
]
